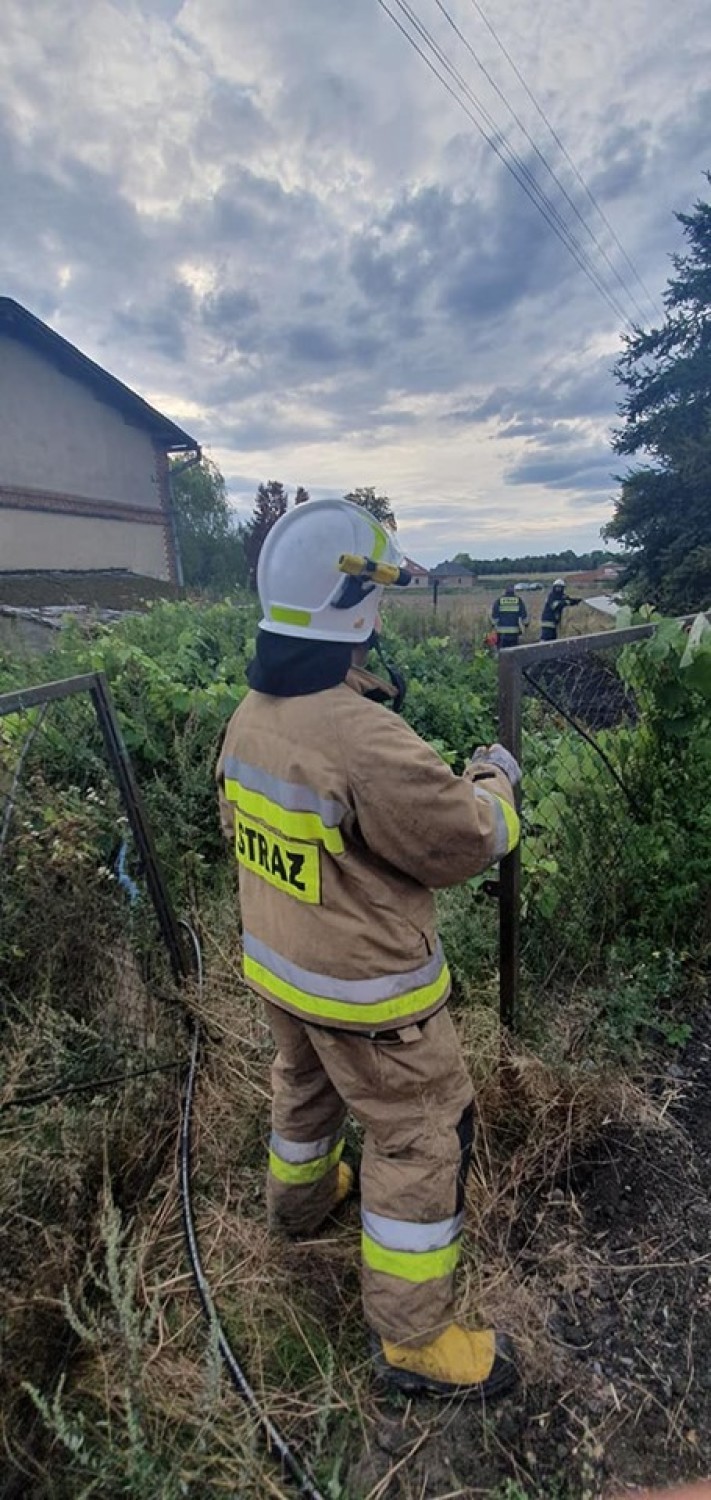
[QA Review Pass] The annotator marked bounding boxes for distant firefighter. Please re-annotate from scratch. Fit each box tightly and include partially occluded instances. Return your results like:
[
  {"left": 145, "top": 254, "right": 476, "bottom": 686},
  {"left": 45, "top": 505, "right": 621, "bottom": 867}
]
[
  {"left": 540, "top": 579, "right": 581, "bottom": 641},
  {"left": 491, "top": 585, "right": 528, "bottom": 649}
]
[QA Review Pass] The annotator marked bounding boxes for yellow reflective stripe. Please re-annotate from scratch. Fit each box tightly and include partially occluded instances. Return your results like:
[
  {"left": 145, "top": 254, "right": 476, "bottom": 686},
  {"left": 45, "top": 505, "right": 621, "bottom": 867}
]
[
  {"left": 269, "top": 1139, "right": 344, "bottom": 1185},
  {"left": 370, "top": 524, "right": 387, "bottom": 561},
  {"left": 225, "top": 780, "right": 344, "bottom": 854},
  {"left": 361, "top": 1231, "right": 460, "bottom": 1283},
  {"left": 492, "top": 794, "right": 520, "bottom": 854},
  {"left": 244, "top": 953, "right": 451, "bottom": 1027},
  {"left": 271, "top": 605, "right": 312, "bottom": 626}
]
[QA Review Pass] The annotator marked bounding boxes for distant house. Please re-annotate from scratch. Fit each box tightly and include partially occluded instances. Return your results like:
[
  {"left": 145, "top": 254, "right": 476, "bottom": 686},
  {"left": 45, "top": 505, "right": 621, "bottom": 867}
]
[
  {"left": 567, "top": 564, "right": 624, "bottom": 587},
  {"left": 429, "top": 563, "right": 476, "bottom": 590},
  {"left": 0, "top": 299, "right": 200, "bottom": 584},
  {"left": 402, "top": 556, "right": 431, "bottom": 589}
]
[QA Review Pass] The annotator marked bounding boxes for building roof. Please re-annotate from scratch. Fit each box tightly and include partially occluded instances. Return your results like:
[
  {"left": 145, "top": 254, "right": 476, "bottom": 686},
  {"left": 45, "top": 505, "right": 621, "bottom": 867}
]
[
  {"left": 567, "top": 565, "right": 624, "bottom": 585},
  {"left": 403, "top": 556, "right": 429, "bottom": 576},
  {"left": 430, "top": 562, "right": 473, "bottom": 577},
  {"left": 0, "top": 298, "right": 199, "bottom": 452}
]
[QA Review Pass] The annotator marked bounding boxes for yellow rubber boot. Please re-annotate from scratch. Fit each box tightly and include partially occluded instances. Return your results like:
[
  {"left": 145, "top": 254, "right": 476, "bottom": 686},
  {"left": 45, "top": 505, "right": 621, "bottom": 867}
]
[
  {"left": 376, "top": 1324, "right": 516, "bottom": 1400},
  {"left": 269, "top": 1160, "right": 356, "bottom": 1239},
  {"left": 333, "top": 1160, "right": 355, "bottom": 1208}
]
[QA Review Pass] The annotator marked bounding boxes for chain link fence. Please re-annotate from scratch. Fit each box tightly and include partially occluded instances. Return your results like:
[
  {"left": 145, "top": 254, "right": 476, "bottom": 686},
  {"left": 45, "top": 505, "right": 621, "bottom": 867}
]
[
  {"left": 497, "top": 621, "right": 688, "bottom": 1029},
  {"left": 0, "top": 673, "right": 188, "bottom": 1113}
]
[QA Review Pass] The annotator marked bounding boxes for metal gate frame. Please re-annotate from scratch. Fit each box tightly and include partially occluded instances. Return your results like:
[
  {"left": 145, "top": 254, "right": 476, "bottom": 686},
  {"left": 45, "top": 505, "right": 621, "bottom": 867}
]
[{"left": 0, "top": 671, "right": 188, "bottom": 982}]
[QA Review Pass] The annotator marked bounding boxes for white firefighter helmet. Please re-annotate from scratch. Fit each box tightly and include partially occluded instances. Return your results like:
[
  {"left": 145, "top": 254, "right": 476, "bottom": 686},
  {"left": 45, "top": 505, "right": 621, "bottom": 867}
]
[{"left": 256, "top": 498, "right": 408, "bottom": 643}]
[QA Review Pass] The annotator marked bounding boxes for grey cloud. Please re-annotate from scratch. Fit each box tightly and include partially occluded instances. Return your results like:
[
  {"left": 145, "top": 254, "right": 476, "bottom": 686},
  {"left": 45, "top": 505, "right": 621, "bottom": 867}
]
[
  {"left": 1, "top": 0, "right": 708, "bottom": 545},
  {"left": 588, "top": 119, "right": 652, "bottom": 203},
  {"left": 447, "top": 356, "right": 617, "bottom": 430},
  {"left": 210, "top": 166, "right": 322, "bottom": 248},
  {"left": 505, "top": 450, "right": 615, "bottom": 490},
  {"left": 499, "top": 420, "right": 579, "bottom": 443},
  {"left": 349, "top": 164, "right": 565, "bottom": 340},
  {"left": 193, "top": 76, "right": 269, "bottom": 162},
  {"left": 114, "top": 283, "right": 194, "bottom": 359},
  {"left": 199, "top": 288, "right": 261, "bottom": 330},
  {"left": 287, "top": 324, "right": 342, "bottom": 365}
]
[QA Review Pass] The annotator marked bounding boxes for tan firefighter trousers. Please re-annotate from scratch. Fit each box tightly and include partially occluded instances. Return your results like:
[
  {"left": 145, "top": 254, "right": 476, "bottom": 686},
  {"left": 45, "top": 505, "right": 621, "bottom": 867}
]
[{"left": 264, "top": 1000, "right": 474, "bottom": 1346}]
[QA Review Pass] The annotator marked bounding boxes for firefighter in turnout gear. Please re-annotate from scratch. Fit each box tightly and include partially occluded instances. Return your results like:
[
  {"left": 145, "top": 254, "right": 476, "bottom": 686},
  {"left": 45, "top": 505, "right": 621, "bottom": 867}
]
[
  {"left": 540, "top": 579, "right": 581, "bottom": 642},
  {"left": 217, "top": 499, "right": 520, "bottom": 1399},
  {"left": 491, "top": 585, "right": 528, "bottom": 648}
]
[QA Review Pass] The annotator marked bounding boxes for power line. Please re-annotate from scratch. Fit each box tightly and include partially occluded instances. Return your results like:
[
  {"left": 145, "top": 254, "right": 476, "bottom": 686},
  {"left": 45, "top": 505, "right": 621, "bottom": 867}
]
[
  {"left": 432, "top": 0, "right": 651, "bottom": 326},
  {"left": 375, "top": 0, "right": 632, "bottom": 327},
  {"left": 465, "top": 0, "right": 662, "bottom": 322},
  {"left": 393, "top": 0, "right": 634, "bottom": 326},
  {"left": 384, "top": 0, "right": 632, "bottom": 325}
]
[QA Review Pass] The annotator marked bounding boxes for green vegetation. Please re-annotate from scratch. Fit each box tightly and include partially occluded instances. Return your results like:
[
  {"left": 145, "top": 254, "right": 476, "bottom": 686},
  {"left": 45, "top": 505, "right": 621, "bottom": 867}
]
[
  {"left": 606, "top": 177, "right": 711, "bottom": 613},
  {"left": 450, "top": 549, "right": 617, "bottom": 576},
  {"left": 2, "top": 598, "right": 710, "bottom": 1496},
  {"left": 343, "top": 486, "right": 398, "bottom": 531},
  {"left": 1, "top": 598, "right": 708, "bottom": 1045},
  {"left": 170, "top": 453, "right": 248, "bottom": 593}
]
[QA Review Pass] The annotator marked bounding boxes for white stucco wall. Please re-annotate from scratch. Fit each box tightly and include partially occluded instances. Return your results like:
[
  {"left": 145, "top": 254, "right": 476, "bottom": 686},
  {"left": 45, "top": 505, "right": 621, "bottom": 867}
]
[
  {"left": 0, "top": 336, "right": 161, "bottom": 509},
  {"left": 0, "top": 510, "right": 169, "bottom": 577}
]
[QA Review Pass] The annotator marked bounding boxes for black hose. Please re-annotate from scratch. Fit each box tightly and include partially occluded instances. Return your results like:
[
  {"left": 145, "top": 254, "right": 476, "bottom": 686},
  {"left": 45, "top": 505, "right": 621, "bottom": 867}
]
[
  {"left": 0, "top": 1058, "right": 180, "bottom": 1113},
  {"left": 178, "top": 921, "right": 327, "bottom": 1500}
]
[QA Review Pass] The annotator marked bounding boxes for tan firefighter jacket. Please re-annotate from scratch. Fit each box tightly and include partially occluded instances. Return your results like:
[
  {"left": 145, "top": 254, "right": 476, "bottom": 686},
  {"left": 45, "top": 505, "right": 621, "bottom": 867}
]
[{"left": 216, "top": 667, "right": 519, "bottom": 1034}]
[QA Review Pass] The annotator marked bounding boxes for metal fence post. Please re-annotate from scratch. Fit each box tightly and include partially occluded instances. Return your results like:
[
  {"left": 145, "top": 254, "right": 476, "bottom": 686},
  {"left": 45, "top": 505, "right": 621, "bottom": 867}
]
[
  {"left": 89, "top": 672, "right": 189, "bottom": 983},
  {"left": 498, "top": 648, "right": 523, "bottom": 1031}
]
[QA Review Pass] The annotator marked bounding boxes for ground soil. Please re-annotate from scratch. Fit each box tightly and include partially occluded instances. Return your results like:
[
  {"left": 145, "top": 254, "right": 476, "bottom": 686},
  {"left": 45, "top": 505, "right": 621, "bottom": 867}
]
[{"left": 344, "top": 1018, "right": 711, "bottom": 1499}]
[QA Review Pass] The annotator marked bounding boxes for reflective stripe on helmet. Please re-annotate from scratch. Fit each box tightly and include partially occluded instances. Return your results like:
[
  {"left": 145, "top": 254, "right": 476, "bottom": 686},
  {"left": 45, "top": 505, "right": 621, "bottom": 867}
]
[
  {"left": 369, "top": 523, "right": 388, "bottom": 561},
  {"left": 270, "top": 605, "right": 312, "bottom": 627},
  {"left": 242, "top": 932, "right": 450, "bottom": 1027}
]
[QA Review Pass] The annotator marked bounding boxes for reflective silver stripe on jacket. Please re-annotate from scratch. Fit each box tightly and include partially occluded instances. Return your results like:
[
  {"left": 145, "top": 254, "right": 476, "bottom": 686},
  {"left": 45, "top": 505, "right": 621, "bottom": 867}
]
[
  {"left": 270, "top": 1127, "right": 344, "bottom": 1164},
  {"left": 222, "top": 756, "right": 344, "bottom": 826},
  {"left": 361, "top": 1208, "right": 464, "bottom": 1253},
  {"left": 473, "top": 785, "right": 510, "bottom": 861},
  {"left": 243, "top": 931, "right": 446, "bottom": 1006}
]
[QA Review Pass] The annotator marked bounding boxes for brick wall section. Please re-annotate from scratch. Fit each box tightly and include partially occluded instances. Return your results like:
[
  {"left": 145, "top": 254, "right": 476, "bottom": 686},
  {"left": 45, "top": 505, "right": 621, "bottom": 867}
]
[{"left": 0, "top": 482, "right": 164, "bottom": 527}]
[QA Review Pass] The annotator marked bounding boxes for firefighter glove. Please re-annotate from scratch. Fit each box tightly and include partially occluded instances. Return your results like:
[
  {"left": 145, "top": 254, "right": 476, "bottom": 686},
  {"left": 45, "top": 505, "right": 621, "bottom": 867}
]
[{"left": 471, "top": 743, "right": 522, "bottom": 786}]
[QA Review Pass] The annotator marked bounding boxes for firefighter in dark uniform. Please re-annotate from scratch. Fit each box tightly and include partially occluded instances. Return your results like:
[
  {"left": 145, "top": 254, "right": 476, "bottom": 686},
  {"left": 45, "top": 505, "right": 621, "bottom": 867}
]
[
  {"left": 491, "top": 585, "right": 527, "bottom": 649},
  {"left": 540, "top": 580, "right": 581, "bottom": 642}
]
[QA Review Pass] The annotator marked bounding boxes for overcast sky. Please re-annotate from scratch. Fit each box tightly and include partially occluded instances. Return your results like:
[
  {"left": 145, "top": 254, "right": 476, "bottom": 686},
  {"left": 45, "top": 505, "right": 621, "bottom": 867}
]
[{"left": 1, "top": 0, "right": 708, "bottom": 562}]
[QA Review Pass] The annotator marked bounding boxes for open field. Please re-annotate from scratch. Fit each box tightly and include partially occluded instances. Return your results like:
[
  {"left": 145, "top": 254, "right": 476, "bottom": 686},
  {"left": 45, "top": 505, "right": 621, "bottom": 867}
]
[{"left": 388, "top": 577, "right": 616, "bottom": 642}]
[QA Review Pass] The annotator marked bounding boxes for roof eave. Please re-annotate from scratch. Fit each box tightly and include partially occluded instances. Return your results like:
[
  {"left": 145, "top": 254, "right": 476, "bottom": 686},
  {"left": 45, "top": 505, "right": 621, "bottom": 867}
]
[{"left": 0, "top": 298, "right": 199, "bottom": 452}]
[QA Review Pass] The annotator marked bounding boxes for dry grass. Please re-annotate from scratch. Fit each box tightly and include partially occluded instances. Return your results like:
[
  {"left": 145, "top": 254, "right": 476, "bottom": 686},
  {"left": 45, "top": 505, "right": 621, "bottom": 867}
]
[
  {"left": 388, "top": 582, "right": 615, "bottom": 646},
  {"left": 1, "top": 888, "right": 678, "bottom": 1499}
]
